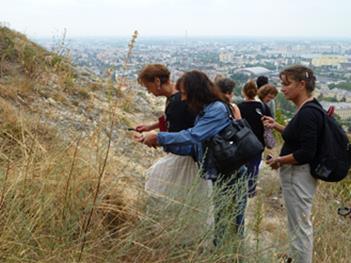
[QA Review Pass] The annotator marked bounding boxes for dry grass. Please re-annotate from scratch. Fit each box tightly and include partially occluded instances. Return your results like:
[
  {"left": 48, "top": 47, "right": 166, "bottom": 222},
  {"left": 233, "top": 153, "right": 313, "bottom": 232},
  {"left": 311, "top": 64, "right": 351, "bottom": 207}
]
[
  {"left": 0, "top": 110, "right": 146, "bottom": 262},
  {"left": 2, "top": 119, "right": 348, "bottom": 263},
  {"left": 0, "top": 26, "right": 79, "bottom": 101},
  {"left": 0, "top": 107, "right": 350, "bottom": 263},
  {"left": 0, "top": 79, "right": 34, "bottom": 102},
  {"left": 312, "top": 177, "right": 351, "bottom": 262}
]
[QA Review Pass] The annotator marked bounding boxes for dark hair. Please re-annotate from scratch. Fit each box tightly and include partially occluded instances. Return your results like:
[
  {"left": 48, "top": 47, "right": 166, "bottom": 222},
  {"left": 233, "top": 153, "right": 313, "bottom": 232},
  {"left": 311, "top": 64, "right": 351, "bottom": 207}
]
[
  {"left": 177, "top": 70, "right": 225, "bottom": 113},
  {"left": 137, "top": 64, "right": 170, "bottom": 85},
  {"left": 257, "top": 84, "right": 278, "bottom": 100},
  {"left": 279, "top": 65, "right": 316, "bottom": 93},
  {"left": 243, "top": 80, "right": 257, "bottom": 99},
  {"left": 256, "top": 76, "right": 269, "bottom": 89},
  {"left": 215, "top": 78, "right": 236, "bottom": 94},
  {"left": 175, "top": 75, "right": 184, "bottom": 91}
]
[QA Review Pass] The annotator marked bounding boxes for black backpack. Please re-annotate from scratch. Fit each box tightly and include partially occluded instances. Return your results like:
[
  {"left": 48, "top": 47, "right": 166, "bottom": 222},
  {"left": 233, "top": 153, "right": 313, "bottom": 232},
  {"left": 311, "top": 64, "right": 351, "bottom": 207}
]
[{"left": 306, "top": 104, "right": 351, "bottom": 182}]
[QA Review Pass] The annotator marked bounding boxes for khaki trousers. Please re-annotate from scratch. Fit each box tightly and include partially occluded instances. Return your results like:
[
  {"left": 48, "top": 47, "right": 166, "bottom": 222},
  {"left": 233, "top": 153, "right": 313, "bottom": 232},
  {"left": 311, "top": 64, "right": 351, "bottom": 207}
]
[{"left": 280, "top": 164, "right": 318, "bottom": 263}]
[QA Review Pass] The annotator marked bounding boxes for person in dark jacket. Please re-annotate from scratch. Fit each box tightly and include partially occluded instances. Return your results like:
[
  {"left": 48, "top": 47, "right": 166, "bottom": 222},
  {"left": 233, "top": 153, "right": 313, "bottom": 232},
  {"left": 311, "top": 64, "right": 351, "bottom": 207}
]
[
  {"left": 238, "top": 80, "right": 272, "bottom": 197},
  {"left": 263, "top": 65, "right": 322, "bottom": 263}
]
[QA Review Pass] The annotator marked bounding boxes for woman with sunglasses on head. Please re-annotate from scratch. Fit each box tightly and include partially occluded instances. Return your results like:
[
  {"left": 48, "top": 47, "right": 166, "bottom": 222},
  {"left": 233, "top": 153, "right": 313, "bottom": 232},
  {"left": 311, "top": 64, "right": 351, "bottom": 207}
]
[{"left": 263, "top": 65, "right": 323, "bottom": 263}]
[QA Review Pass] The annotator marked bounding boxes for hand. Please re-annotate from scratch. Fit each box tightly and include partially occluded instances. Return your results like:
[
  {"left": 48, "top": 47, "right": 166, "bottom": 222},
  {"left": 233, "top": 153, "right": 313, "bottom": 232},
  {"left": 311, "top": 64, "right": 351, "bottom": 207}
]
[
  {"left": 142, "top": 132, "right": 159, "bottom": 148},
  {"left": 266, "top": 156, "right": 281, "bottom": 170},
  {"left": 135, "top": 124, "right": 151, "bottom": 132},
  {"left": 261, "top": 116, "right": 275, "bottom": 129},
  {"left": 134, "top": 134, "right": 144, "bottom": 143}
]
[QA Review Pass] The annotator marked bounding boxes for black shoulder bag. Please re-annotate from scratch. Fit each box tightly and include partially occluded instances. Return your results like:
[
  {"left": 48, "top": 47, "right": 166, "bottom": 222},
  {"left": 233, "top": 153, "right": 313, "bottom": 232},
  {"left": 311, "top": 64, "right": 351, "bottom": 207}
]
[{"left": 205, "top": 104, "right": 264, "bottom": 176}]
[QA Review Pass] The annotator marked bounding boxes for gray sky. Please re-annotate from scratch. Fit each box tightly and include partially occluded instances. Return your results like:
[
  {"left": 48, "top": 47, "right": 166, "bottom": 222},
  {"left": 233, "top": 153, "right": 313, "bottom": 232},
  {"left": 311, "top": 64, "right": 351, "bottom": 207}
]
[{"left": 1, "top": 0, "right": 350, "bottom": 38}]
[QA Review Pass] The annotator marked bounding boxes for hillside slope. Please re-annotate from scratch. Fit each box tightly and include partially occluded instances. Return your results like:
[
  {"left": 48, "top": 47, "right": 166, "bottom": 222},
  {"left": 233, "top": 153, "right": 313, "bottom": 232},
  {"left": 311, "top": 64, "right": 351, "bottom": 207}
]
[{"left": 0, "top": 27, "right": 168, "bottom": 261}]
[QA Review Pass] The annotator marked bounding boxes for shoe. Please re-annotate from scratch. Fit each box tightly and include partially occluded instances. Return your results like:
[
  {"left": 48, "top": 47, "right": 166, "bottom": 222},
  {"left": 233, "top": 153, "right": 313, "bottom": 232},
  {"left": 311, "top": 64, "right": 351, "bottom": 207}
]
[{"left": 277, "top": 253, "right": 293, "bottom": 263}]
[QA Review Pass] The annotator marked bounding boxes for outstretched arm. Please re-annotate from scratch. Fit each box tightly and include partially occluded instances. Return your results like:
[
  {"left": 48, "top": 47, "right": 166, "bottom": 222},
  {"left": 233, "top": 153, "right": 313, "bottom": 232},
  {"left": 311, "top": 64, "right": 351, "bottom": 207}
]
[
  {"left": 135, "top": 121, "right": 159, "bottom": 132},
  {"left": 262, "top": 116, "right": 285, "bottom": 133}
]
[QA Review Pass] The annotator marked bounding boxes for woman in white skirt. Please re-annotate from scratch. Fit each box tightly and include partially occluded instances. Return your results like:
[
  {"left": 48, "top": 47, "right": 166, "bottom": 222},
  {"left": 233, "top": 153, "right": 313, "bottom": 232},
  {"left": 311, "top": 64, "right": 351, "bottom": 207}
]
[{"left": 136, "top": 65, "right": 211, "bottom": 241}]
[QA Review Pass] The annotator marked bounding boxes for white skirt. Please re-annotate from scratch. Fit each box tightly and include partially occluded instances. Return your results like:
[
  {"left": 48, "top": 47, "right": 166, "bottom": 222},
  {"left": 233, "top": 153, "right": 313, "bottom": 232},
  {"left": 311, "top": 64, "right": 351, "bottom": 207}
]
[
  {"left": 145, "top": 153, "right": 214, "bottom": 242},
  {"left": 145, "top": 153, "right": 209, "bottom": 201}
]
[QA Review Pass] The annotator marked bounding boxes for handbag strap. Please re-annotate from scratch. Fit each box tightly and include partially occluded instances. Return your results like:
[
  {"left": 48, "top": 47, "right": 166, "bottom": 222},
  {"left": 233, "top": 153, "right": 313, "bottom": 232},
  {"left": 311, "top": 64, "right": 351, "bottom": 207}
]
[
  {"left": 223, "top": 102, "right": 235, "bottom": 120},
  {"left": 222, "top": 102, "right": 247, "bottom": 130}
]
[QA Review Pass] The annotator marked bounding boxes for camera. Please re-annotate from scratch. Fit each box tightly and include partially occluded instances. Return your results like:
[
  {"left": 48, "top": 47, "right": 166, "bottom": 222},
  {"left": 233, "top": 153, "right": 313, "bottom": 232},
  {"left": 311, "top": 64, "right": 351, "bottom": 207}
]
[{"left": 266, "top": 154, "right": 273, "bottom": 161}]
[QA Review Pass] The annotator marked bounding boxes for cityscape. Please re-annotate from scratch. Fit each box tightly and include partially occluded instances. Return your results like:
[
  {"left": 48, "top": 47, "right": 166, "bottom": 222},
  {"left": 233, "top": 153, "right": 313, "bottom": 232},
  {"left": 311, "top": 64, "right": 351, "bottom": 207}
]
[{"left": 36, "top": 36, "right": 351, "bottom": 124}]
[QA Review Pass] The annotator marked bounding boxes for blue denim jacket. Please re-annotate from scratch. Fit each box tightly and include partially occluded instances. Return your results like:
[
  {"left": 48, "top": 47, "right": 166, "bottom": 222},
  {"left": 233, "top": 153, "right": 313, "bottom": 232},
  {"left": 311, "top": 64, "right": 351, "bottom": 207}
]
[{"left": 157, "top": 101, "right": 231, "bottom": 179}]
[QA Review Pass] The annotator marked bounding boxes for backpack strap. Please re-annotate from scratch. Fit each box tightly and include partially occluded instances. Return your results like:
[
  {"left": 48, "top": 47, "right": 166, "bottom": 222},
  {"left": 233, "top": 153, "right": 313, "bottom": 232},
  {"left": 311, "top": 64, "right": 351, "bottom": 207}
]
[
  {"left": 302, "top": 102, "right": 326, "bottom": 130},
  {"left": 303, "top": 103, "right": 326, "bottom": 115}
]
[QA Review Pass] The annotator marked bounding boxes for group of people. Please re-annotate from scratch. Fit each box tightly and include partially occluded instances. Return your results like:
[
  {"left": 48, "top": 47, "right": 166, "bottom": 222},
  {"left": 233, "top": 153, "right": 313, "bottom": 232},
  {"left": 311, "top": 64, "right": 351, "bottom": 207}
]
[{"left": 135, "top": 63, "right": 322, "bottom": 263}]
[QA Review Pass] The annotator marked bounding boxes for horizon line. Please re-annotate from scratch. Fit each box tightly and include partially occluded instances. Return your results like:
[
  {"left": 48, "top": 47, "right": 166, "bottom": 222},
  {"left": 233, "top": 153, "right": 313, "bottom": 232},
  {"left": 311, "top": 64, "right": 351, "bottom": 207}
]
[{"left": 33, "top": 34, "right": 351, "bottom": 41}]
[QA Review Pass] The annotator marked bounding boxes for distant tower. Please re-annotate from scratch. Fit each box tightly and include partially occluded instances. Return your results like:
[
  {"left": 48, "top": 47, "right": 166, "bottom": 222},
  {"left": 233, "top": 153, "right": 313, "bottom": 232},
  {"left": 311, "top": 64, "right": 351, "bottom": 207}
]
[{"left": 184, "top": 30, "right": 189, "bottom": 45}]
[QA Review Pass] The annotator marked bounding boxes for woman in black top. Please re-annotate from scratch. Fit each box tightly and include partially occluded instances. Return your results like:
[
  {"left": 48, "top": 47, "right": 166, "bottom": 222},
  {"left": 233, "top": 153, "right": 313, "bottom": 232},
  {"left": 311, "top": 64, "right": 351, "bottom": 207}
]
[
  {"left": 263, "top": 65, "right": 322, "bottom": 263},
  {"left": 136, "top": 65, "right": 196, "bottom": 133},
  {"left": 238, "top": 80, "right": 272, "bottom": 197}
]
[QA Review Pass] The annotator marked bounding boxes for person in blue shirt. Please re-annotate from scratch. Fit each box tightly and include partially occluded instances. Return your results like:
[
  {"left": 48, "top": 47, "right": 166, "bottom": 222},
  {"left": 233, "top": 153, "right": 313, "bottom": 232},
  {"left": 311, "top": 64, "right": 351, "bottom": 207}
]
[{"left": 136, "top": 70, "right": 249, "bottom": 247}]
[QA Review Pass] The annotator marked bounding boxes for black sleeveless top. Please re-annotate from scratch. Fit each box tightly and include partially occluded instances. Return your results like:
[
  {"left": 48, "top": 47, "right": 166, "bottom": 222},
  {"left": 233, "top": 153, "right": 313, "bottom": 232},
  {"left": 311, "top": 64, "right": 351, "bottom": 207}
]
[{"left": 165, "top": 92, "right": 196, "bottom": 132}]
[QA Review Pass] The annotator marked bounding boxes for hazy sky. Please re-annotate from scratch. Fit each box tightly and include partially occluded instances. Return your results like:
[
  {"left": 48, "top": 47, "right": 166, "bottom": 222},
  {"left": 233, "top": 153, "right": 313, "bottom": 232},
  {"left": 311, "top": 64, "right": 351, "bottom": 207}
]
[{"left": 1, "top": 0, "right": 350, "bottom": 38}]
